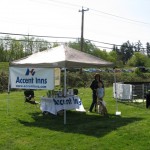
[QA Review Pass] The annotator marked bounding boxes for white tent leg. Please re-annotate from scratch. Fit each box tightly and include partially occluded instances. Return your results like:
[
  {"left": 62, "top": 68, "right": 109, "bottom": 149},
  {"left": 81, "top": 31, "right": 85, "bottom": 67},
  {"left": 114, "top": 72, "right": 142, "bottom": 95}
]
[
  {"left": 7, "top": 91, "right": 10, "bottom": 115},
  {"left": 113, "top": 69, "right": 118, "bottom": 111},
  {"left": 7, "top": 70, "right": 10, "bottom": 114},
  {"left": 113, "top": 69, "right": 121, "bottom": 116},
  {"left": 64, "top": 68, "right": 67, "bottom": 125}
]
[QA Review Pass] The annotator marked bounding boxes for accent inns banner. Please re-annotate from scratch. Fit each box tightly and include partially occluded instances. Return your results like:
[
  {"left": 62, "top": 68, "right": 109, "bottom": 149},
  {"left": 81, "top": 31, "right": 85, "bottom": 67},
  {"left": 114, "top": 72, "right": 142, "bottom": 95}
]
[{"left": 9, "top": 67, "right": 54, "bottom": 90}]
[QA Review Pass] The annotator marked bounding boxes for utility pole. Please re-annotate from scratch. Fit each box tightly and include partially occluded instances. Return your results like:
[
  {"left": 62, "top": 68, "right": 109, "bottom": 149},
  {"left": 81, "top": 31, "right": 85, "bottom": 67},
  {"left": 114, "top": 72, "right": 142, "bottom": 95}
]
[{"left": 79, "top": 7, "right": 89, "bottom": 51}]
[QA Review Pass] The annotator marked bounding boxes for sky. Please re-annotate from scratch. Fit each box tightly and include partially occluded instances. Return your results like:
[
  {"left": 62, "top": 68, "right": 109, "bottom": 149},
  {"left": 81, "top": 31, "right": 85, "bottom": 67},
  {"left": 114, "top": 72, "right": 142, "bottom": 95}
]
[{"left": 0, "top": 0, "right": 150, "bottom": 50}]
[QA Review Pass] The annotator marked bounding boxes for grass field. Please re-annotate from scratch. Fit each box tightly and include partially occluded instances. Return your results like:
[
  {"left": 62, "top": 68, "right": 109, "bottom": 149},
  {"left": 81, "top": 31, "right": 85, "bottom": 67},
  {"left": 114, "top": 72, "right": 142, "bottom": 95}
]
[{"left": 0, "top": 87, "right": 150, "bottom": 150}]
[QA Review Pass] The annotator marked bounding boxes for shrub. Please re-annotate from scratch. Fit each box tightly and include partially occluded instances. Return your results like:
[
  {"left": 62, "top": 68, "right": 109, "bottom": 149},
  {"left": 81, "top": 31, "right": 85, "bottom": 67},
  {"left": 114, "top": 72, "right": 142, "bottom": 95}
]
[
  {"left": 0, "top": 72, "right": 8, "bottom": 92},
  {"left": 1, "top": 70, "right": 150, "bottom": 92}
]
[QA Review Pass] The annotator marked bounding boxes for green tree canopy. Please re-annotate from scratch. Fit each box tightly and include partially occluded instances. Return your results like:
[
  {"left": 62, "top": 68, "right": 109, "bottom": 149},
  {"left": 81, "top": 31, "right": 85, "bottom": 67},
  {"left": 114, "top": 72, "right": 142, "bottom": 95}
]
[{"left": 127, "top": 52, "right": 148, "bottom": 67}]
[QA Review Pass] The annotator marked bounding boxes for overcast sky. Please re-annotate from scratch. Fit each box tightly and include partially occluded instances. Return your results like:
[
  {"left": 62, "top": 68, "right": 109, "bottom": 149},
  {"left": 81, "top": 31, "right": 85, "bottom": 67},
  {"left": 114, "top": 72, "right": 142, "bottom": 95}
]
[{"left": 0, "top": 0, "right": 150, "bottom": 50}]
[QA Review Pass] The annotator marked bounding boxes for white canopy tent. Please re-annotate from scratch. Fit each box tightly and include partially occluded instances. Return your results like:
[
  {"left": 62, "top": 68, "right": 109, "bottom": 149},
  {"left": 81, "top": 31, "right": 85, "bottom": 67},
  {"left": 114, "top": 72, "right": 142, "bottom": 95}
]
[
  {"left": 9, "top": 45, "right": 114, "bottom": 124},
  {"left": 10, "top": 45, "right": 113, "bottom": 68}
]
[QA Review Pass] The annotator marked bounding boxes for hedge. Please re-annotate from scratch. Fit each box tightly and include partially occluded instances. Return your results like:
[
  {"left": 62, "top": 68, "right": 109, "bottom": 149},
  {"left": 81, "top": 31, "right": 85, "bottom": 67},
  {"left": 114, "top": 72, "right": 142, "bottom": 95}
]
[{"left": 1, "top": 71, "right": 150, "bottom": 92}]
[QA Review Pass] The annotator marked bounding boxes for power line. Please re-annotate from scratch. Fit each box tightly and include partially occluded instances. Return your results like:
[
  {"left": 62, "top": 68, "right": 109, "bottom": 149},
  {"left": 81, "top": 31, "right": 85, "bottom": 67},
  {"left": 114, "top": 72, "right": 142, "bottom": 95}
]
[
  {"left": 0, "top": 1, "right": 149, "bottom": 48},
  {"left": 0, "top": 38, "right": 115, "bottom": 51},
  {"left": 1, "top": 38, "right": 147, "bottom": 51},
  {"left": 33, "top": 0, "right": 150, "bottom": 26},
  {"left": 46, "top": 0, "right": 81, "bottom": 8},
  {"left": 96, "top": 46, "right": 113, "bottom": 50},
  {"left": 0, "top": 31, "right": 120, "bottom": 47},
  {"left": 0, "top": 31, "right": 147, "bottom": 50},
  {"left": 90, "top": 8, "right": 150, "bottom": 26},
  {"left": 0, "top": 32, "right": 77, "bottom": 40},
  {"left": 0, "top": 38, "right": 70, "bottom": 45},
  {"left": 87, "top": 39, "right": 121, "bottom": 47}
]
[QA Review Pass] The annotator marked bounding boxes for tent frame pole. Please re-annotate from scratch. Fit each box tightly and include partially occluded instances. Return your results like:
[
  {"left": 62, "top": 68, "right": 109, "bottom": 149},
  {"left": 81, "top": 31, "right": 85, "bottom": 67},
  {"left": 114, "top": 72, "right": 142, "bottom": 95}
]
[
  {"left": 114, "top": 69, "right": 118, "bottom": 111},
  {"left": 64, "top": 68, "right": 67, "bottom": 125},
  {"left": 113, "top": 68, "right": 121, "bottom": 115},
  {"left": 7, "top": 69, "right": 10, "bottom": 115}
]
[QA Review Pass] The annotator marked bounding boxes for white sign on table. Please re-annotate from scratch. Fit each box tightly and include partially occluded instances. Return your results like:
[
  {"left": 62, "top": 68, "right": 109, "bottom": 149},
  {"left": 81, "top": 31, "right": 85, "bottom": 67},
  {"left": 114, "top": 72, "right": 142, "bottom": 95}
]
[{"left": 40, "top": 96, "right": 85, "bottom": 115}]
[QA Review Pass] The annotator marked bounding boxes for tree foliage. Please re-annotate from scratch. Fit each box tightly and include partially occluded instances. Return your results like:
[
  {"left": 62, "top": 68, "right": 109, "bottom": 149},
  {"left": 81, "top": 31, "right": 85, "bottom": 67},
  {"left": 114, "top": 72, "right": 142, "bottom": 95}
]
[
  {"left": 146, "top": 42, "right": 150, "bottom": 57},
  {"left": 127, "top": 52, "right": 148, "bottom": 67},
  {"left": 0, "top": 36, "right": 52, "bottom": 62},
  {"left": 0, "top": 35, "right": 149, "bottom": 68},
  {"left": 119, "top": 41, "right": 134, "bottom": 65}
]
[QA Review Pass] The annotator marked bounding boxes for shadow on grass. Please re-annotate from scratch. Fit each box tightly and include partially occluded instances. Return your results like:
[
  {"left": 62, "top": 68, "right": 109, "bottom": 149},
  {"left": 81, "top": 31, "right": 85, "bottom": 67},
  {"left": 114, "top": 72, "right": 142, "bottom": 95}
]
[
  {"left": 118, "top": 100, "right": 146, "bottom": 109},
  {"left": 18, "top": 111, "right": 142, "bottom": 138}
]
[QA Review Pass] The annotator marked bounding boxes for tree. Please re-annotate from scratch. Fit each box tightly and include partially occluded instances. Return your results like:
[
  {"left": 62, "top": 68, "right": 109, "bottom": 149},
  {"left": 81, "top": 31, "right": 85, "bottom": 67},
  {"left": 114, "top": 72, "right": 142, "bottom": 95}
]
[
  {"left": 146, "top": 42, "right": 150, "bottom": 57},
  {"left": 53, "top": 42, "right": 60, "bottom": 48},
  {"left": 127, "top": 52, "right": 148, "bottom": 67},
  {"left": 112, "top": 44, "right": 124, "bottom": 66},
  {"left": 34, "top": 38, "right": 51, "bottom": 52},
  {"left": 119, "top": 41, "right": 134, "bottom": 65},
  {"left": 68, "top": 39, "right": 97, "bottom": 54},
  {"left": 20, "top": 36, "right": 34, "bottom": 54},
  {"left": 82, "top": 40, "right": 97, "bottom": 54},
  {"left": 135, "top": 40, "right": 143, "bottom": 52},
  {"left": 0, "top": 44, "right": 4, "bottom": 62},
  {"left": 109, "top": 51, "right": 123, "bottom": 67},
  {"left": 112, "top": 44, "right": 119, "bottom": 53},
  {"left": 9, "top": 39, "right": 24, "bottom": 61}
]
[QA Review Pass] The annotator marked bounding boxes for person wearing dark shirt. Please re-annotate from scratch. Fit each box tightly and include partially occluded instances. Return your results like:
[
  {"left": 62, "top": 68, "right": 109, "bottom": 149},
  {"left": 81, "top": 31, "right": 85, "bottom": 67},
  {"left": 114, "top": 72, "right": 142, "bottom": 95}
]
[{"left": 89, "top": 73, "right": 104, "bottom": 112}]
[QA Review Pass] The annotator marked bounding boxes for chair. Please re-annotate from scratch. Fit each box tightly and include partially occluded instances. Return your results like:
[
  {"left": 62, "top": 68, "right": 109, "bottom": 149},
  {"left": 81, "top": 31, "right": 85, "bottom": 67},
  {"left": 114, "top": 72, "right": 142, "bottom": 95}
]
[
  {"left": 24, "top": 89, "right": 38, "bottom": 104},
  {"left": 73, "top": 89, "right": 78, "bottom": 95}
]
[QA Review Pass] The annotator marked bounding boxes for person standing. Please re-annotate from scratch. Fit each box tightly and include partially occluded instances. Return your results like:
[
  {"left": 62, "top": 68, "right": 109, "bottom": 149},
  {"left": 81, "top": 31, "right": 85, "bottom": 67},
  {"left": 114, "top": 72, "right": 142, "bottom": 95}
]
[
  {"left": 96, "top": 81, "right": 107, "bottom": 115},
  {"left": 89, "top": 73, "right": 104, "bottom": 112}
]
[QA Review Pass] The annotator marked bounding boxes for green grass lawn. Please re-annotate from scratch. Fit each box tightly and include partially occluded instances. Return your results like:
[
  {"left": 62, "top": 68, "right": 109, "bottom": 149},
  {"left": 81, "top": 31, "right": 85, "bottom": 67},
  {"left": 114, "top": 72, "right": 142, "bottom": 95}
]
[{"left": 0, "top": 87, "right": 150, "bottom": 150}]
